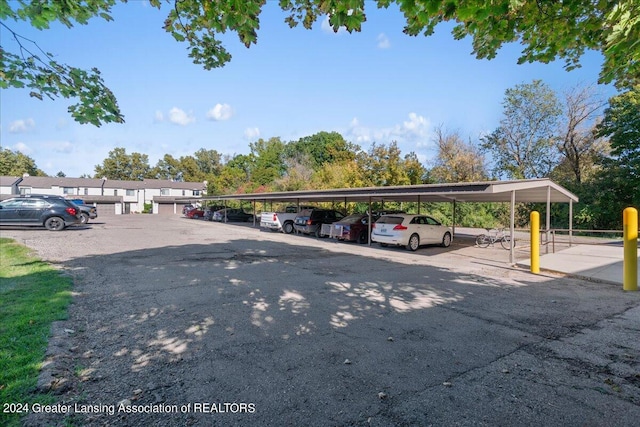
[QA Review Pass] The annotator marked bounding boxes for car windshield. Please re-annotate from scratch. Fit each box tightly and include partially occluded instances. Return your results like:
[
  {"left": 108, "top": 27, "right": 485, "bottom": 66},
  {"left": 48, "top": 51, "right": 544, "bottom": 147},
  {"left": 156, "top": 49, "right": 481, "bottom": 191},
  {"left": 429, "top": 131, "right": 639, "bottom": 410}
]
[
  {"left": 338, "top": 214, "right": 365, "bottom": 224},
  {"left": 376, "top": 216, "right": 404, "bottom": 224}
]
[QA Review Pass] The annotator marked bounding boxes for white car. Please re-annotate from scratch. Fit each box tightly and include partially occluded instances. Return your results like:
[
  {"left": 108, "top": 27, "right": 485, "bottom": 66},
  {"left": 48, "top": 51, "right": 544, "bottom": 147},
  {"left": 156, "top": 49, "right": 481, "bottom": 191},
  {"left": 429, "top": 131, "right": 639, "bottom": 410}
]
[{"left": 371, "top": 214, "right": 453, "bottom": 251}]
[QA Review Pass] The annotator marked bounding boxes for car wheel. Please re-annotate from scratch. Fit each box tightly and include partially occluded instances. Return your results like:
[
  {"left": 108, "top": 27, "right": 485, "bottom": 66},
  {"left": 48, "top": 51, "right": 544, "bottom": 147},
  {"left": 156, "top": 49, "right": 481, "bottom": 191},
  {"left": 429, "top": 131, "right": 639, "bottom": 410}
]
[
  {"left": 407, "top": 233, "right": 420, "bottom": 251},
  {"left": 79, "top": 213, "right": 89, "bottom": 224},
  {"left": 442, "top": 232, "right": 452, "bottom": 248},
  {"left": 283, "top": 221, "right": 294, "bottom": 234},
  {"left": 44, "top": 217, "right": 65, "bottom": 231},
  {"left": 357, "top": 231, "right": 368, "bottom": 244},
  {"left": 379, "top": 243, "right": 388, "bottom": 247}
]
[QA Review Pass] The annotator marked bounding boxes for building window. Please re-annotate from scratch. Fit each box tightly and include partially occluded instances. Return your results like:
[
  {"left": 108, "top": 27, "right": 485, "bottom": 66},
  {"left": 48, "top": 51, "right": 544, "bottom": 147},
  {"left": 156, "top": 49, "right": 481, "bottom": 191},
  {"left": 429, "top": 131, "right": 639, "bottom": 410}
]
[
  {"left": 193, "top": 190, "right": 201, "bottom": 196},
  {"left": 182, "top": 190, "right": 186, "bottom": 196},
  {"left": 63, "top": 187, "right": 75, "bottom": 195},
  {"left": 84, "top": 188, "right": 88, "bottom": 195},
  {"left": 126, "top": 189, "right": 135, "bottom": 196},
  {"left": 114, "top": 189, "right": 118, "bottom": 196},
  {"left": 19, "top": 187, "right": 31, "bottom": 195},
  {"left": 161, "top": 188, "right": 170, "bottom": 196}
]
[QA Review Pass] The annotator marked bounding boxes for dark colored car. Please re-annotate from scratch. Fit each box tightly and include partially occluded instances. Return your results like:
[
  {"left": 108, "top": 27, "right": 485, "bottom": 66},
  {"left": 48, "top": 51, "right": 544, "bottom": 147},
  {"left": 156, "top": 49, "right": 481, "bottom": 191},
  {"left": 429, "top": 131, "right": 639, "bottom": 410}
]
[
  {"left": 330, "top": 213, "right": 377, "bottom": 244},
  {"left": 0, "top": 194, "right": 81, "bottom": 231},
  {"left": 293, "top": 209, "right": 345, "bottom": 237},
  {"left": 212, "top": 208, "right": 255, "bottom": 222},
  {"left": 68, "top": 199, "right": 98, "bottom": 224},
  {"left": 204, "top": 205, "right": 226, "bottom": 221}
]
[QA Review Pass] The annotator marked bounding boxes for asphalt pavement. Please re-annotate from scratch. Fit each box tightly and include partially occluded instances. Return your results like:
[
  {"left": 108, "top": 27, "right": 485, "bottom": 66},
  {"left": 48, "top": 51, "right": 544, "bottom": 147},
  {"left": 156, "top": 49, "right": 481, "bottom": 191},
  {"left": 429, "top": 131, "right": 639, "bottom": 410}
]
[{"left": 1, "top": 216, "right": 638, "bottom": 426}]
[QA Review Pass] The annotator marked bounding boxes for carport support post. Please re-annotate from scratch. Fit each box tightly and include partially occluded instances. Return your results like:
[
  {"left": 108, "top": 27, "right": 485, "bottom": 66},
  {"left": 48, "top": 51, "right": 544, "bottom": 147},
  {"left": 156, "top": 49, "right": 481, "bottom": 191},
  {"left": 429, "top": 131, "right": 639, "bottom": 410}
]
[
  {"left": 623, "top": 207, "right": 638, "bottom": 291},
  {"left": 569, "top": 200, "right": 573, "bottom": 247},
  {"left": 452, "top": 199, "right": 456, "bottom": 237},
  {"left": 367, "top": 196, "right": 372, "bottom": 246},
  {"left": 509, "top": 190, "right": 515, "bottom": 265},
  {"left": 531, "top": 211, "right": 540, "bottom": 274},
  {"left": 252, "top": 200, "right": 256, "bottom": 226},
  {"left": 546, "top": 186, "right": 551, "bottom": 254}
]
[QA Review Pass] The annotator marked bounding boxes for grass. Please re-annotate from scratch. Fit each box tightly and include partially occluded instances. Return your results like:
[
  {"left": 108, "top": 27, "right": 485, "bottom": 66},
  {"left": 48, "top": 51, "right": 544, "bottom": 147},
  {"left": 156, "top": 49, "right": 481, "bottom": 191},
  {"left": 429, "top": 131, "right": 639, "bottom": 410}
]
[{"left": 0, "top": 238, "right": 73, "bottom": 427}]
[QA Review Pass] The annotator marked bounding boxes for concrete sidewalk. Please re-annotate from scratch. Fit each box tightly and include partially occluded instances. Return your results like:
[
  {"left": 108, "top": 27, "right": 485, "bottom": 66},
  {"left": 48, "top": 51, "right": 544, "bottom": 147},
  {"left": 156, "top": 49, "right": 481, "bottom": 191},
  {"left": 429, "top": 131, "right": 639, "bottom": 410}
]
[{"left": 517, "top": 243, "right": 639, "bottom": 288}]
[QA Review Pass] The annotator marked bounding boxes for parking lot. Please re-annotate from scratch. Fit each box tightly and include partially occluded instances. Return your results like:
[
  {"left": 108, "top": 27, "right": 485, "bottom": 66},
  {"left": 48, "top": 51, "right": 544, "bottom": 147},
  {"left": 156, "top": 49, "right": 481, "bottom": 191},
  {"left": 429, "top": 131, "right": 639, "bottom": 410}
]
[{"left": 3, "top": 215, "right": 639, "bottom": 426}]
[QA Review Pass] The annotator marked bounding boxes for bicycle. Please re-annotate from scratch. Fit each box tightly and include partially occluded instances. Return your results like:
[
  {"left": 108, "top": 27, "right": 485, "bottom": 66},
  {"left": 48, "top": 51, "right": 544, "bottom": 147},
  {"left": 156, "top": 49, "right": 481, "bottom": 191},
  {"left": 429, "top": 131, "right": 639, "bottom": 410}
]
[{"left": 475, "top": 228, "right": 514, "bottom": 250}]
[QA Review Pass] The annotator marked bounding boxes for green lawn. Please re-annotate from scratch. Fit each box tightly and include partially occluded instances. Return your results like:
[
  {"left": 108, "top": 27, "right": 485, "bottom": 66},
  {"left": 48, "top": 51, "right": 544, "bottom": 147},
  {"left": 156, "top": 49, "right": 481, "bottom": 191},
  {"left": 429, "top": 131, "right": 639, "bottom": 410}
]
[{"left": 0, "top": 238, "right": 73, "bottom": 427}]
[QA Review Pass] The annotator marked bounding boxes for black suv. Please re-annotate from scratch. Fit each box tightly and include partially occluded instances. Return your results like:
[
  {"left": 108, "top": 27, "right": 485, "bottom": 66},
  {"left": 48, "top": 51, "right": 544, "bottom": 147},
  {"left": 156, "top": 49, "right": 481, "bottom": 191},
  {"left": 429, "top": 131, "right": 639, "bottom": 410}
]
[
  {"left": 0, "top": 195, "right": 82, "bottom": 231},
  {"left": 293, "top": 209, "right": 345, "bottom": 237}
]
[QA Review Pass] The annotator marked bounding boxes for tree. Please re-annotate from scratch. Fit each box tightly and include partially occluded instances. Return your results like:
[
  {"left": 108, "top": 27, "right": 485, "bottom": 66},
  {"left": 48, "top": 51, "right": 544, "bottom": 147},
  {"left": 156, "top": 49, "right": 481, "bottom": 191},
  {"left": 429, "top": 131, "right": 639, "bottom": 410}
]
[
  {"left": 358, "top": 141, "right": 413, "bottom": 186},
  {"left": 311, "top": 160, "right": 365, "bottom": 190},
  {"left": 193, "top": 148, "right": 222, "bottom": 176},
  {"left": 178, "top": 155, "right": 205, "bottom": 182},
  {"left": 553, "top": 84, "right": 608, "bottom": 185},
  {"left": 273, "top": 154, "right": 315, "bottom": 192},
  {"left": 152, "top": 154, "right": 182, "bottom": 181},
  {"left": 430, "top": 126, "right": 486, "bottom": 183},
  {"left": 4, "top": 1, "right": 636, "bottom": 126},
  {"left": 403, "top": 151, "right": 427, "bottom": 185},
  {"left": 247, "top": 137, "right": 287, "bottom": 186},
  {"left": 211, "top": 154, "right": 253, "bottom": 194},
  {"left": 596, "top": 85, "right": 640, "bottom": 209},
  {"left": 482, "top": 80, "right": 561, "bottom": 179},
  {"left": 0, "top": 0, "right": 124, "bottom": 126},
  {"left": 285, "top": 132, "right": 357, "bottom": 170},
  {"left": 94, "top": 147, "right": 151, "bottom": 180},
  {"left": 0, "top": 148, "right": 45, "bottom": 176}
]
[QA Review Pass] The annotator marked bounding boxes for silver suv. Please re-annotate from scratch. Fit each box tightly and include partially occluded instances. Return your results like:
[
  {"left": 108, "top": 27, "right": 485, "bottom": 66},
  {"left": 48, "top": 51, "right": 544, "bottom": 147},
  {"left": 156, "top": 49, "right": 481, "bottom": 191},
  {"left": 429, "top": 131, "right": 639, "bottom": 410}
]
[{"left": 0, "top": 195, "right": 82, "bottom": 231}]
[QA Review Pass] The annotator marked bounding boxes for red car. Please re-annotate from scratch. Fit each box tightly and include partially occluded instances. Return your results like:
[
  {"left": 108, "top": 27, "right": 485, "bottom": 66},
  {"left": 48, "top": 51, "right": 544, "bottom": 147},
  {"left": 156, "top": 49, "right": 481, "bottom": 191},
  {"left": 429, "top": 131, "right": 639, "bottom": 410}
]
[
  {"left": 185, "top": 208, "right": 206, "bottom": 219},
  {"left": 331, "top": 211, "right": 406, "bottom": 244},
  {"left": 330, "top": 213, "right": 378, "bottom": 244}
]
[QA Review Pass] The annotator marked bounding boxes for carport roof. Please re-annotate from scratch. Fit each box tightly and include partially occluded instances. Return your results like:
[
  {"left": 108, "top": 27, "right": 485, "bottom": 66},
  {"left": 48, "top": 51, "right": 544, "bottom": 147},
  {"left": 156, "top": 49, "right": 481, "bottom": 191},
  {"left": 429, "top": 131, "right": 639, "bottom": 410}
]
[{"left": 202, "top": 178, "right": 578, "bottom": 204}]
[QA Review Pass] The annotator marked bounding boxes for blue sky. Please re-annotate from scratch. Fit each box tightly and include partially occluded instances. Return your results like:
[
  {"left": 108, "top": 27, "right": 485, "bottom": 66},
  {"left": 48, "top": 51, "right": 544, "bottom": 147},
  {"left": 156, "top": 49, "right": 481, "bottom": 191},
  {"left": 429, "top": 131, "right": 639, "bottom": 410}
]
[{"left": 1, "top": 1, "right": 617, "bottom": 178}]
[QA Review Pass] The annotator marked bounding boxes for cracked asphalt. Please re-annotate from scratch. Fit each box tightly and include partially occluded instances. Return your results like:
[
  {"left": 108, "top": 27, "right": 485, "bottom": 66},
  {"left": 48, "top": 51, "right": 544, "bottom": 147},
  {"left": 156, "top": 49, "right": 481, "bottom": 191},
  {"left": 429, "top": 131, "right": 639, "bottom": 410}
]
[{"left": 2, "top": 215, "right": 639, "bottom": 426}]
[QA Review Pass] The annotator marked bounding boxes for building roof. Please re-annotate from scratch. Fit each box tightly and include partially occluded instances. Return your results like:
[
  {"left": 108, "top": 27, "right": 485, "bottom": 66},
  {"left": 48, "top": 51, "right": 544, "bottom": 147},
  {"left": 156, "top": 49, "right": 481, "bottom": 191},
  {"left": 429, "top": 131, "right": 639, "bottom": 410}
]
[
  {"left": 19, "top": 176, "right": 106, "bottom": 188},
  {"left": 203, "top": 178, "right": 578, "bottom": 204},
  {"left": 0, "top": 176, "right": 21, "bottom": 186},
  {"left": 16, "top": 176, "right": 206, "bottom": 191}
]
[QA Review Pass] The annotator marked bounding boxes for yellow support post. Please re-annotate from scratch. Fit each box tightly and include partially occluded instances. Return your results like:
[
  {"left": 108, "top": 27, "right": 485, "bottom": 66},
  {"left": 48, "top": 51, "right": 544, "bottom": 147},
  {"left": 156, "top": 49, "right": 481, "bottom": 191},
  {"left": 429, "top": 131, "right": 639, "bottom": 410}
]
[
  {"left": 623, "top": 207, "right": 638, "bottom": 291},
  {"left": 531, "top": 211, "right": 540, "bottom": 274}
]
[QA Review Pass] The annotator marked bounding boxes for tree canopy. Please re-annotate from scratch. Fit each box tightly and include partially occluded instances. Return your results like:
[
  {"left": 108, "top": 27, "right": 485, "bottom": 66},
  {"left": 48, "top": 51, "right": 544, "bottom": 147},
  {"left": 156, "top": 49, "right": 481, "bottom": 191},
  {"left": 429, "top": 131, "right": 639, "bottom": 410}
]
[
  {"left": 1, "top": 0, "right": 638, "bottom": 125},
  {"left": 0, "top": 148, "right": 45, "bottom": 176},
  {"left": 482, "top": 80, "right": 561, "bottom": 179}
]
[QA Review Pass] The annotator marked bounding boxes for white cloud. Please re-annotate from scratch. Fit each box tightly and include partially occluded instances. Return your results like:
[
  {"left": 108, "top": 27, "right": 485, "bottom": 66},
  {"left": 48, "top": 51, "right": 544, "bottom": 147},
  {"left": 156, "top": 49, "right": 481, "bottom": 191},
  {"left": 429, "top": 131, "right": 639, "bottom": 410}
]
[
  {"left": 168, "top": 107, "right": 195, "bottom": 126},
  {"left": 244, "top": 127, "right": 260, "bottom": 140},
  {"left": 13, "top": 142, "right": 33, "bottom": 155},
  {"left": 9, "top": 118, "right": 35, "bottom": 133},
  {"left": 43, "top": 140, "right": 74, "bottom": 154},
  {"left": 401, "top": 113, "right": 429, "bottom": 138},
  {"left": 206, "top": 103, "right": 234, "bottom": 121},
  {"left": 345, "top": 113, "right": 431, "bottom": 146},
  {"left": 377, "top": 33, "right": 390, "bottom": 49}
]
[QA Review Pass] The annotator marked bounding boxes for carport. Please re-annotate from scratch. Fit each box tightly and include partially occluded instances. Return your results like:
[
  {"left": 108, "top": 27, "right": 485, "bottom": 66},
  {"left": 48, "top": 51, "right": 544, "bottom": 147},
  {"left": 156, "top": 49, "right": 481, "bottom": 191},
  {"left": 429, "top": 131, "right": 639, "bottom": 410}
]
[{"left": 199, "top": 178, "right": 578, "bottom": 264}]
